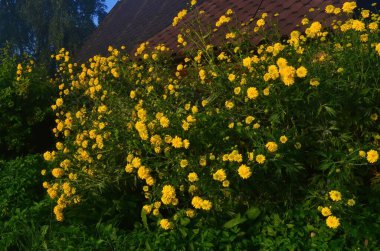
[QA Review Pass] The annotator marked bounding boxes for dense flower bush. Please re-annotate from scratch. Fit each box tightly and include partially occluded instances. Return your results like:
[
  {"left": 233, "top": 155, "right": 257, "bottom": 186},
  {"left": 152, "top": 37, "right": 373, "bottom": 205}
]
[{"left": 40, "top": 1, "right": 379, "bottom": 241}]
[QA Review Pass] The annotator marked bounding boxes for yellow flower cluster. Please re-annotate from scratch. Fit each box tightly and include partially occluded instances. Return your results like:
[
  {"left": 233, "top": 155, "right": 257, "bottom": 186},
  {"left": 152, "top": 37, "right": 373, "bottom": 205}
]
[
  {"left": 215, "top": 10, "right": 233, "bottom": 27},
  {"left": 172, "top": 9, "right": 187, "bottom": 26},
  {"left": 191, "top": 196, "right": 212, "bottom": 210},
  {"left": 161, "top": 185, "right": 178, "bottom": 205}
]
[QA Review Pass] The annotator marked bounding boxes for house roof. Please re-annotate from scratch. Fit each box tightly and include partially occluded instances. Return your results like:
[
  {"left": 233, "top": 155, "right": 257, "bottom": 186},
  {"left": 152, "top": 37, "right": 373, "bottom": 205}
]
[{"left": 77, "top": 0, "right": 348, "bottom": 60}]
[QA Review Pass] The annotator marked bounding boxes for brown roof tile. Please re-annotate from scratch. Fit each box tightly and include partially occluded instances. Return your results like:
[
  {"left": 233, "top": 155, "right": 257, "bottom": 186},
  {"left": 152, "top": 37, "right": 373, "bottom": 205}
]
[
  {"left": 77, "top": 0, "right": 349, "bottom": 60},
  {"left": 77, "top": 0, "right": 206, "bottom": 60}
]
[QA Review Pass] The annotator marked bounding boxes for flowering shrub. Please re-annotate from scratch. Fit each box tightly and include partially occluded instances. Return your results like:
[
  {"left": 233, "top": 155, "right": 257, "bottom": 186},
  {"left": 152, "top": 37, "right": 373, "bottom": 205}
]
[{"left": 40, "top": 1, "right": 379, "bottom": 239}]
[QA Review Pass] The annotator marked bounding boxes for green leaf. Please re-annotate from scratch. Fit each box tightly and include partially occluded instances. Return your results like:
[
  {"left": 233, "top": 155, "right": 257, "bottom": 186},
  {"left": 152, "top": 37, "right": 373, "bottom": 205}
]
[
  {"left": 141, "top": 208, "right": 149, "bottom": 230},
  {"left": 223, "top": 214, "right": 247, "bottom": 229},
  {"left": 245, "top": 207, "right": 261, "bottom": 220},
  {"left": 180, "top": 217, "right": 191, "bottom": 226},
  {"left": 40, "top": 225, "right": 49, "bottom": 237}
]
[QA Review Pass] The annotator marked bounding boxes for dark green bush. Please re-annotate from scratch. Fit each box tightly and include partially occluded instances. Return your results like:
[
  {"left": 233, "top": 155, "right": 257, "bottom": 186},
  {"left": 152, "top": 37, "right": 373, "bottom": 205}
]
[{"left": 0, "top": 48, "right": 54, "bottom": 158}]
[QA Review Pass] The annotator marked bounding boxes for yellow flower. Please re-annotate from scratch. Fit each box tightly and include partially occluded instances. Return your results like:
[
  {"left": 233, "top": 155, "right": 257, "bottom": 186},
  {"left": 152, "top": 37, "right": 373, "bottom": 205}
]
[
  {"left": 325, "top": 5, "right": 335, "bottom": 14},
  {"left": 280, "top": 135, "right": 288, "bottom": 144},
  {"left": 56, "top": 98, "right": 63, "bottom": 107},
  {"left": 199, "top": 156, "right": 207, "bottom": 166},
  {"left": 256, "top": 154, "right": 266, "bottom": 164},
  {"left": 228, "top": 73, "right": 236, "bottom": 82},
  {"left": 334, "top": 7, "right": 341, "bottom": 14},
  {"left": 213, "top": 169, "right": 227, "bottom": 182},
  {"left": 183, "top": 139, "right": 190, "bottom": 149},
  {"left": 238, "top": 164, "right": 252, "bottom": 179},
  {"left": 171, "top": 136, "right": 183, "bottom": 148},
  {"left": 159, "top": 116, "right": 170, "bottom": 128},
  {"left": 279, "top": 66, "right": 296, "bottom": 86},
  {"left": 188, "top": 172, "right": 199, "bottom": 182},
  {"left": 367, "top": 150, "right": 379, "bottom": 163},
  {"left": 137, "top": 166, "right": 150, "bottom": 180},
  {"left": 369, "top": 23, "right": 378, "bottom": 32},
  {"left": 225, "top": 32, "right": 236, "bottom": 39},
  {"left": 186, "top": 209, "right": 196, "bottom": 218},
  {"left": 161, "top": 185, "right": 176, "bottom": 205},
  {"left": 371, "top": 113, "right": 378, "bottom": 121},
  {"left": 146, "top": 176, "right": 155, "bottom": 186},
  {"left": 342, "top": 1, "right": 357, "bottom": 13},
  {"left": 321, "top": 207, "right": 332, "bottom": 217},
  {"left": 225, "top": 101, "right": 234, "bottom": 110},
  {"left": 265, "top": 142, "right": 278, "bottom": 153},
  {"left": 296, "top": 66, "right": 307, "bottom": 78},
  {"left": 263, "top": 87, "right": 270, "bottom": 96},
  {"left": 97, "top": 105, "right": 107, "bottom": 113},
  {"left": 347, "top": 199, "right": 355, "bottom": 206},
  {"left": 336, "top": 67, "right": 344, "bottom": 73},
  {"left": 215, "top": 15, "right": 231, "bottom": 27},
  {"left": 256, "top": 19, "right": 265, "bottom": 27},
  {"left": 191, "top": 196, "right": 203, "bottom": 209},
  {"left": 143, "top": 205, "right": 152, "bottom": 214},
  {"left": 125, "top": 164, "right": 133, "bottom": 173},
  {"left": 180, "top": 159, "right": 188, "bottom": 168},
  {"left": 245, "top": 116, "right": 255, "bottom": 124},
  {"left": 226, "top": 9, "right": 233, "bottom": 15},
  {"left": 43, "top": 151, "right": 52, "bottom": 161},
  {"left": 305, "top": 21, "right": 322, "bottom": 38},
  {"left": 247, "top": 87, "right": 259, "bottom": 100},
  {"left": 52, "top": 168, "right": 64, "bottom": 178},
  {"left": 150, "top": 135, "right": 162, "bottom": 146},
  {"left": 153, "top": 209, "right": 160, "bottom": 216},
  {"left": 310, "top": 78, "right": 320, "bottom": 87},
  {"left": 201, "top": 200, "right": 212, "bottom": 210},
  {"left": 376, "top": 43, "right": 380, "bottom": 56},
  {"left": 326, "top": 216, "right": 340, "bottom": 229},
  {"left": 160, "top": 219, "right": 172, "bottom": 230},
  {"left": 199, "top": 69, "right": 206, "bottom": 81},
  {"left": 222, "top": 180, "right": 230, "bottom": 187},
  {"left": 351, "top": 20, "right": 365, "bottom": 32},
  {"left": 276, "top": 58, "right": 288, "bottom": 68},
  {"left": 242, "top": 57, "right": 252, "bottom": 68},
  {"left": 132, "top": 157, "right": 141, "bottom": 168},
  {"left": 359, "top": 150, "right": 366, "bottom": 158},
  {"left": 177, "top": 64, "right": 184, "bottom": 71},
  {"left": 172, "top": 9, "right": 187, "bottom": 26},
  {"left": 329, "top": 190, "right": 342, "bottom": 202}
]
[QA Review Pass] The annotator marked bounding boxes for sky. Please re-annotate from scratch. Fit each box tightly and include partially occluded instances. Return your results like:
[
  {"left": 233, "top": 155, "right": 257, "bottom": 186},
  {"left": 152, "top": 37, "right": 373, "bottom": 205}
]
[{"left": 105, "top": 0, "right": 118, "bottom": 12}]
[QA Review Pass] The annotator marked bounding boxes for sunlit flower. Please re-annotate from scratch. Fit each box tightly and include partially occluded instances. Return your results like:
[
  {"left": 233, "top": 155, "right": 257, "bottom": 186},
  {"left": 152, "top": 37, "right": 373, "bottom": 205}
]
[
  {"left": 329, "top": 190, "right": 342, "bottom": 202},
  {"left": 326, "top": 216, "right": 340, "bottom": 229}
]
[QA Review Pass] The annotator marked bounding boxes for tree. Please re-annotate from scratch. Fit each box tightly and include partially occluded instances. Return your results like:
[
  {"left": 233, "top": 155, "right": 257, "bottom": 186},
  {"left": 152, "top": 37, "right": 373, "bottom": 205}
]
[{"left": 0, "top": 0, "right": 107, "bottom": 62}]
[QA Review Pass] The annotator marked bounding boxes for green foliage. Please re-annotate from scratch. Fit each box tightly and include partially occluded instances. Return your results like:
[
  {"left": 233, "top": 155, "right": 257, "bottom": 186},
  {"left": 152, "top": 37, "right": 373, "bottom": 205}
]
[
  {"left": 0, "top": 48, "right": 53, "bottom": 158},
  {"left": 0, "top": 155, "right": 44, "bottom": 218}
]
